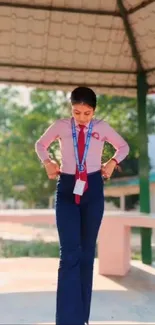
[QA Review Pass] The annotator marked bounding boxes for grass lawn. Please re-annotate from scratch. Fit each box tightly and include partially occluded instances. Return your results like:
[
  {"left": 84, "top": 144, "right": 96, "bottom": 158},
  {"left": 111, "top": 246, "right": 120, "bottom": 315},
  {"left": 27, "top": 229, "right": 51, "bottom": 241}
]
[{"left": 0, "top": 238, "right": 154, "bottom": 261}]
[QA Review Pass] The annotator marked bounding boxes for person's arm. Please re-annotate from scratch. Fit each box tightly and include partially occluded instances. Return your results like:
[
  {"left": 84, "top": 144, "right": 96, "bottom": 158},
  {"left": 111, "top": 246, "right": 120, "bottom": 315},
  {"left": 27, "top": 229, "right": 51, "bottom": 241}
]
[
  {"left": 35, "top": 120, "right": 60, "bottom": 164},
  {"left": 101, "top": 121, "right": 129, "bottom": 179},
  {"left": 104, "top": 121, "right": 129, "bottom": 164}
]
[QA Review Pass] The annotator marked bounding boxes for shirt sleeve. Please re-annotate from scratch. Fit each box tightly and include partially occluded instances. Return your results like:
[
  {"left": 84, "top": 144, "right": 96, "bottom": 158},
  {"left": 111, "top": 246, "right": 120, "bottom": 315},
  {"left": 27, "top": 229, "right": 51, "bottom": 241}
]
[
  {"left": 35, "top": 120, "right": 61, "bottom": 162},
  {"left": 104, "top": 121, "right": 130, "bottom": 163}
]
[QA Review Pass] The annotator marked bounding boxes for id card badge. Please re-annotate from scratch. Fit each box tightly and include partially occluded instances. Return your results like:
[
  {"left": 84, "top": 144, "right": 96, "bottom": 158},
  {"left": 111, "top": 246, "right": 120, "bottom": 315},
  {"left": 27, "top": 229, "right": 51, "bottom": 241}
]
[{"left": 73, "top": 179, "right": 86, "bottom": 196}]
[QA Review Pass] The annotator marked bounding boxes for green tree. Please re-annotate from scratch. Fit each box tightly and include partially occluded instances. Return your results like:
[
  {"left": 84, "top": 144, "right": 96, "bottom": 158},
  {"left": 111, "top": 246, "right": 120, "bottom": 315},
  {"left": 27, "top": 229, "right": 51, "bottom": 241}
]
[
  {"left": 96, "top": 95, "right": 155, "bottom": 177},
  {"left": 0, "top": 88, "right": 70, "bottom": 207},
  {"left": 96, "top": 94, "right": 155, "bottom": 209}
]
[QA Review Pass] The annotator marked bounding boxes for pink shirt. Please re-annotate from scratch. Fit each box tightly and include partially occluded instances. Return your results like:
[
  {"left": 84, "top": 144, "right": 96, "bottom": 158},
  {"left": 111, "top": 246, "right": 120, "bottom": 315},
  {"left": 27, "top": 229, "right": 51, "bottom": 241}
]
[{"left": 35, "top": 118, "right": 129, "bottom": 174}]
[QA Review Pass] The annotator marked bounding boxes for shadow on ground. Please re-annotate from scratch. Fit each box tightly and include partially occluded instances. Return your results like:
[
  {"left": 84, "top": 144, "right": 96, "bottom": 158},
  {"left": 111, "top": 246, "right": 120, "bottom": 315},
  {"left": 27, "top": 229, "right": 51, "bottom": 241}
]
[{"left": 0, "top": 263, "right": 155, "bottom": 324}]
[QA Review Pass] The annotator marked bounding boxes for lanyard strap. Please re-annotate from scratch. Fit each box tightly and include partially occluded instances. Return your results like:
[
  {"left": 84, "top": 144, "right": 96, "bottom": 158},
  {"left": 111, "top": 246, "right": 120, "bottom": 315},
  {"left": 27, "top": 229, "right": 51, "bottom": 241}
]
[{"left": 71, "top": 117, "right": 93, "bottom": 172}]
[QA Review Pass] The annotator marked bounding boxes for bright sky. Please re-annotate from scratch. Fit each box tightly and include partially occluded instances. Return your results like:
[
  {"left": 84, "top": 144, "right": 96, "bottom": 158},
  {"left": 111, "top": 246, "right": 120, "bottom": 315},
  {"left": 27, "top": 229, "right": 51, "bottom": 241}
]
[
  {"left": 14, "top": 85, "right": 32, "bottom": 106},
  {"left": 0, "top": 84, "right": 155, "bottom": 106},
  {"left": 0, "top": 84, "right": 32, "bottom": 106}
]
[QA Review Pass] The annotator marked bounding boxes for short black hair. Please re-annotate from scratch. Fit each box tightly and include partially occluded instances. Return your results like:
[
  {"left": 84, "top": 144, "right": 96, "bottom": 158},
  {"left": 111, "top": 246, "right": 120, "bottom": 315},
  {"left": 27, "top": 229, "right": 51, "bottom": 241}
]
[{"left": 70, "top": 86, "right": 96, "bottom": 110}]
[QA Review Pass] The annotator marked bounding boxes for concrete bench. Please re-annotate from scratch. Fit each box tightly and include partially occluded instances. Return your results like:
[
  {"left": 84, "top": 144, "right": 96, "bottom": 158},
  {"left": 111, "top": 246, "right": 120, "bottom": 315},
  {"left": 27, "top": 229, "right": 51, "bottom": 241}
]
[
  {"left": 0, "top": 209, "right": 56, "bottom": 225},
  {"left": 1, "top": 209, "right": 155, "bottom": 277},
  {"left": 98, "top": 211, "right": 155, "bottom": 276}
]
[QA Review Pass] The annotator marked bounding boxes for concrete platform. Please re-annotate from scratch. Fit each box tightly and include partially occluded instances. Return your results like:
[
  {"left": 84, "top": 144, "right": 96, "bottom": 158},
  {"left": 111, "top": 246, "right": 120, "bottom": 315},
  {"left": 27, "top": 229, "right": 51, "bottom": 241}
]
[
  {"left": 0, "top": 258, "right": 155, "bottom": 324},
  {"left": 37, "top": 321, "right": 155, "bottom": 325}
]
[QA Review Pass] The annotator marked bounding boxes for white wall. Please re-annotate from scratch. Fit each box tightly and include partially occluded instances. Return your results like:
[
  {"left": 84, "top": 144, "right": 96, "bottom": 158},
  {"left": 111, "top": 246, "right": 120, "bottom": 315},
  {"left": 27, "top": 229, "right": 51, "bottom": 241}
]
[
  {"left": 148, "top": 135, "right": 155, "bottom": 213},
  {"left": 148, "top": 134, "right": 155, "bottom": 171}
]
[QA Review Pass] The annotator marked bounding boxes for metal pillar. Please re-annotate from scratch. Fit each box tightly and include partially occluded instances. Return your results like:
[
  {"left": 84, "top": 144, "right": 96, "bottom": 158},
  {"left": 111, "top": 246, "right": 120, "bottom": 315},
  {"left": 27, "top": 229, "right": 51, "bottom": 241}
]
[{"left": 137, "top": 71, "right": 152, "bottom": 264}]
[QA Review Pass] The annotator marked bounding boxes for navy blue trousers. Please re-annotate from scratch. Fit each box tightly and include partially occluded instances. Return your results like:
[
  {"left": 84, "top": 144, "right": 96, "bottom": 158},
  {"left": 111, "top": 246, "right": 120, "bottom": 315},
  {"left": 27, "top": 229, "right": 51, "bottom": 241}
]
[{"left": 55, "top": 170, "right": 104, "bottom": 325}]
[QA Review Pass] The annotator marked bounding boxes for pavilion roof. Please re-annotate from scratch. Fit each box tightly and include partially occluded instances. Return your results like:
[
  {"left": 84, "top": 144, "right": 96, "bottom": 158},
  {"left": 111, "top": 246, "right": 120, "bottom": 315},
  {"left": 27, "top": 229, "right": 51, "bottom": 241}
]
[{"left": 0, "top": 1, "right": 155, "bottom": 96}]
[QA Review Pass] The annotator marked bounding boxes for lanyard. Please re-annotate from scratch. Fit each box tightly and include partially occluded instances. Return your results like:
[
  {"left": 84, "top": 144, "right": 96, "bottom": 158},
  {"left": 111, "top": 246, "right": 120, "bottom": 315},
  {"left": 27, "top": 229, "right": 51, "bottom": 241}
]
[{"left": 71, "top": 117, "right": 93, "bottom": 172}]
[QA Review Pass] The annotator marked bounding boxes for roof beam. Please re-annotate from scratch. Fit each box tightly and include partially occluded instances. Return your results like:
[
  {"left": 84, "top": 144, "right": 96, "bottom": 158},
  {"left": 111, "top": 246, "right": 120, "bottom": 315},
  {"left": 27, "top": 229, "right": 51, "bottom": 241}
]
[
  {"left": 128, "top": 0, "right": 155, "bottom": 15},
  {"left": 146, "top": 67, "right": 155, "bottom": 73},
  {"left": 0, "top": 1, "right": 154, "bottom": 17},
  {"left": 0, "top": 62, "right": 136, "bottom": 75},
  {"left": 0, "top": 78, "right": 137, "bottom": 89},
  {"left": 117, "top": 0, "right": 143, "bottom": 72},
  {"left": 148, "top": 84, "right": 155, "bottom": 88},
  {"left": 0, "top": 2, "right": 121, "bottom": 17}
]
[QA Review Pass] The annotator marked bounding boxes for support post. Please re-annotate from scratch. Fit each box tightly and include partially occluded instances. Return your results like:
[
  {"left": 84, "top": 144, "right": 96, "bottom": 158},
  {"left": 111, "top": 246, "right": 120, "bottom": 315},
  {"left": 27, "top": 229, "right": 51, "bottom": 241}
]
[
  {"left": 137, "top": 71, "right": 152, "bottom": 264},
  {"left": 120, "top": 195, "right": 125, "bottom": 211}
]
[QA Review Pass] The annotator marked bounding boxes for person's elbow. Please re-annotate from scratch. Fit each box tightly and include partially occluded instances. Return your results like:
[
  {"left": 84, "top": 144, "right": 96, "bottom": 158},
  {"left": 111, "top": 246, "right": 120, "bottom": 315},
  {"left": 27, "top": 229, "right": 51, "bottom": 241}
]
[
  {"left": 35, "top": 139, "right": 43, "bottom": 154},
  {"left": 124, "top": 142, "right": 130, "bottom": 157},
  {"left": 35, "top": 140, "right": 39, "bottom": 153}
]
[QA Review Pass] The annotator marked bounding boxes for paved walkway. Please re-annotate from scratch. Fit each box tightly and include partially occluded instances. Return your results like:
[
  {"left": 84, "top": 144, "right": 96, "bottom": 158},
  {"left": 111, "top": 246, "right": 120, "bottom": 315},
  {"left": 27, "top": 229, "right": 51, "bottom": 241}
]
[
  {"left": 0, "top": 222, "right": 155, "bottom": 249},
  {"left": 0, "top": 258, "right": 155, "bottom": 324}
]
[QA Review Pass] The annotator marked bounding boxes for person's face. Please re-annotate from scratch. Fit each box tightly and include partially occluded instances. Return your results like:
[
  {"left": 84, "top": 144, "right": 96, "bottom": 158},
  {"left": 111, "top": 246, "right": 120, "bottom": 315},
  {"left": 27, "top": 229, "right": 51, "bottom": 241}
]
[{"left": 72, "top": 103, "right": 94, "bottom": 125}]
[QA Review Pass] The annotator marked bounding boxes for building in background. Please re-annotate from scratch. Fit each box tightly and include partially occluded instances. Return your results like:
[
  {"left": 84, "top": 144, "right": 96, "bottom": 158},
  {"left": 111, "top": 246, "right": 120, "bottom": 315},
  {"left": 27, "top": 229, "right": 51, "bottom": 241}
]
[{"left": 148, "top": 134, "right": 155, "bottom": 172}]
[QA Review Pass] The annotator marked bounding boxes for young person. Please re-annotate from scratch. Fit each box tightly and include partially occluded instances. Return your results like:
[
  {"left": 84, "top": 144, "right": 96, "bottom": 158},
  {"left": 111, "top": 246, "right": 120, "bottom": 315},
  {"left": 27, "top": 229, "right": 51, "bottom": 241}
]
[{"left": 35, "top": 86, "right": 129, "bottom": 325}]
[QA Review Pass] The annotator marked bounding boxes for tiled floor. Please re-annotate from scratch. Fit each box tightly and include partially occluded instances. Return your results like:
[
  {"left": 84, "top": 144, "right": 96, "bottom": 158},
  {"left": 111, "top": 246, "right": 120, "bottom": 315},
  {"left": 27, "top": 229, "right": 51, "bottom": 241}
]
[{"left": 0, "top": 258, "right": 155, "bottom": 324}]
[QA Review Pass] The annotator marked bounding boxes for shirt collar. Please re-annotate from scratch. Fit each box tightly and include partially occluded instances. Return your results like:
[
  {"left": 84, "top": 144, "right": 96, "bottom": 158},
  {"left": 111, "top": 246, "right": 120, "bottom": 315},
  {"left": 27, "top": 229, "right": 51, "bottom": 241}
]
[{"left": 73, "top": 118, "right": 90, "bottom": 129}]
